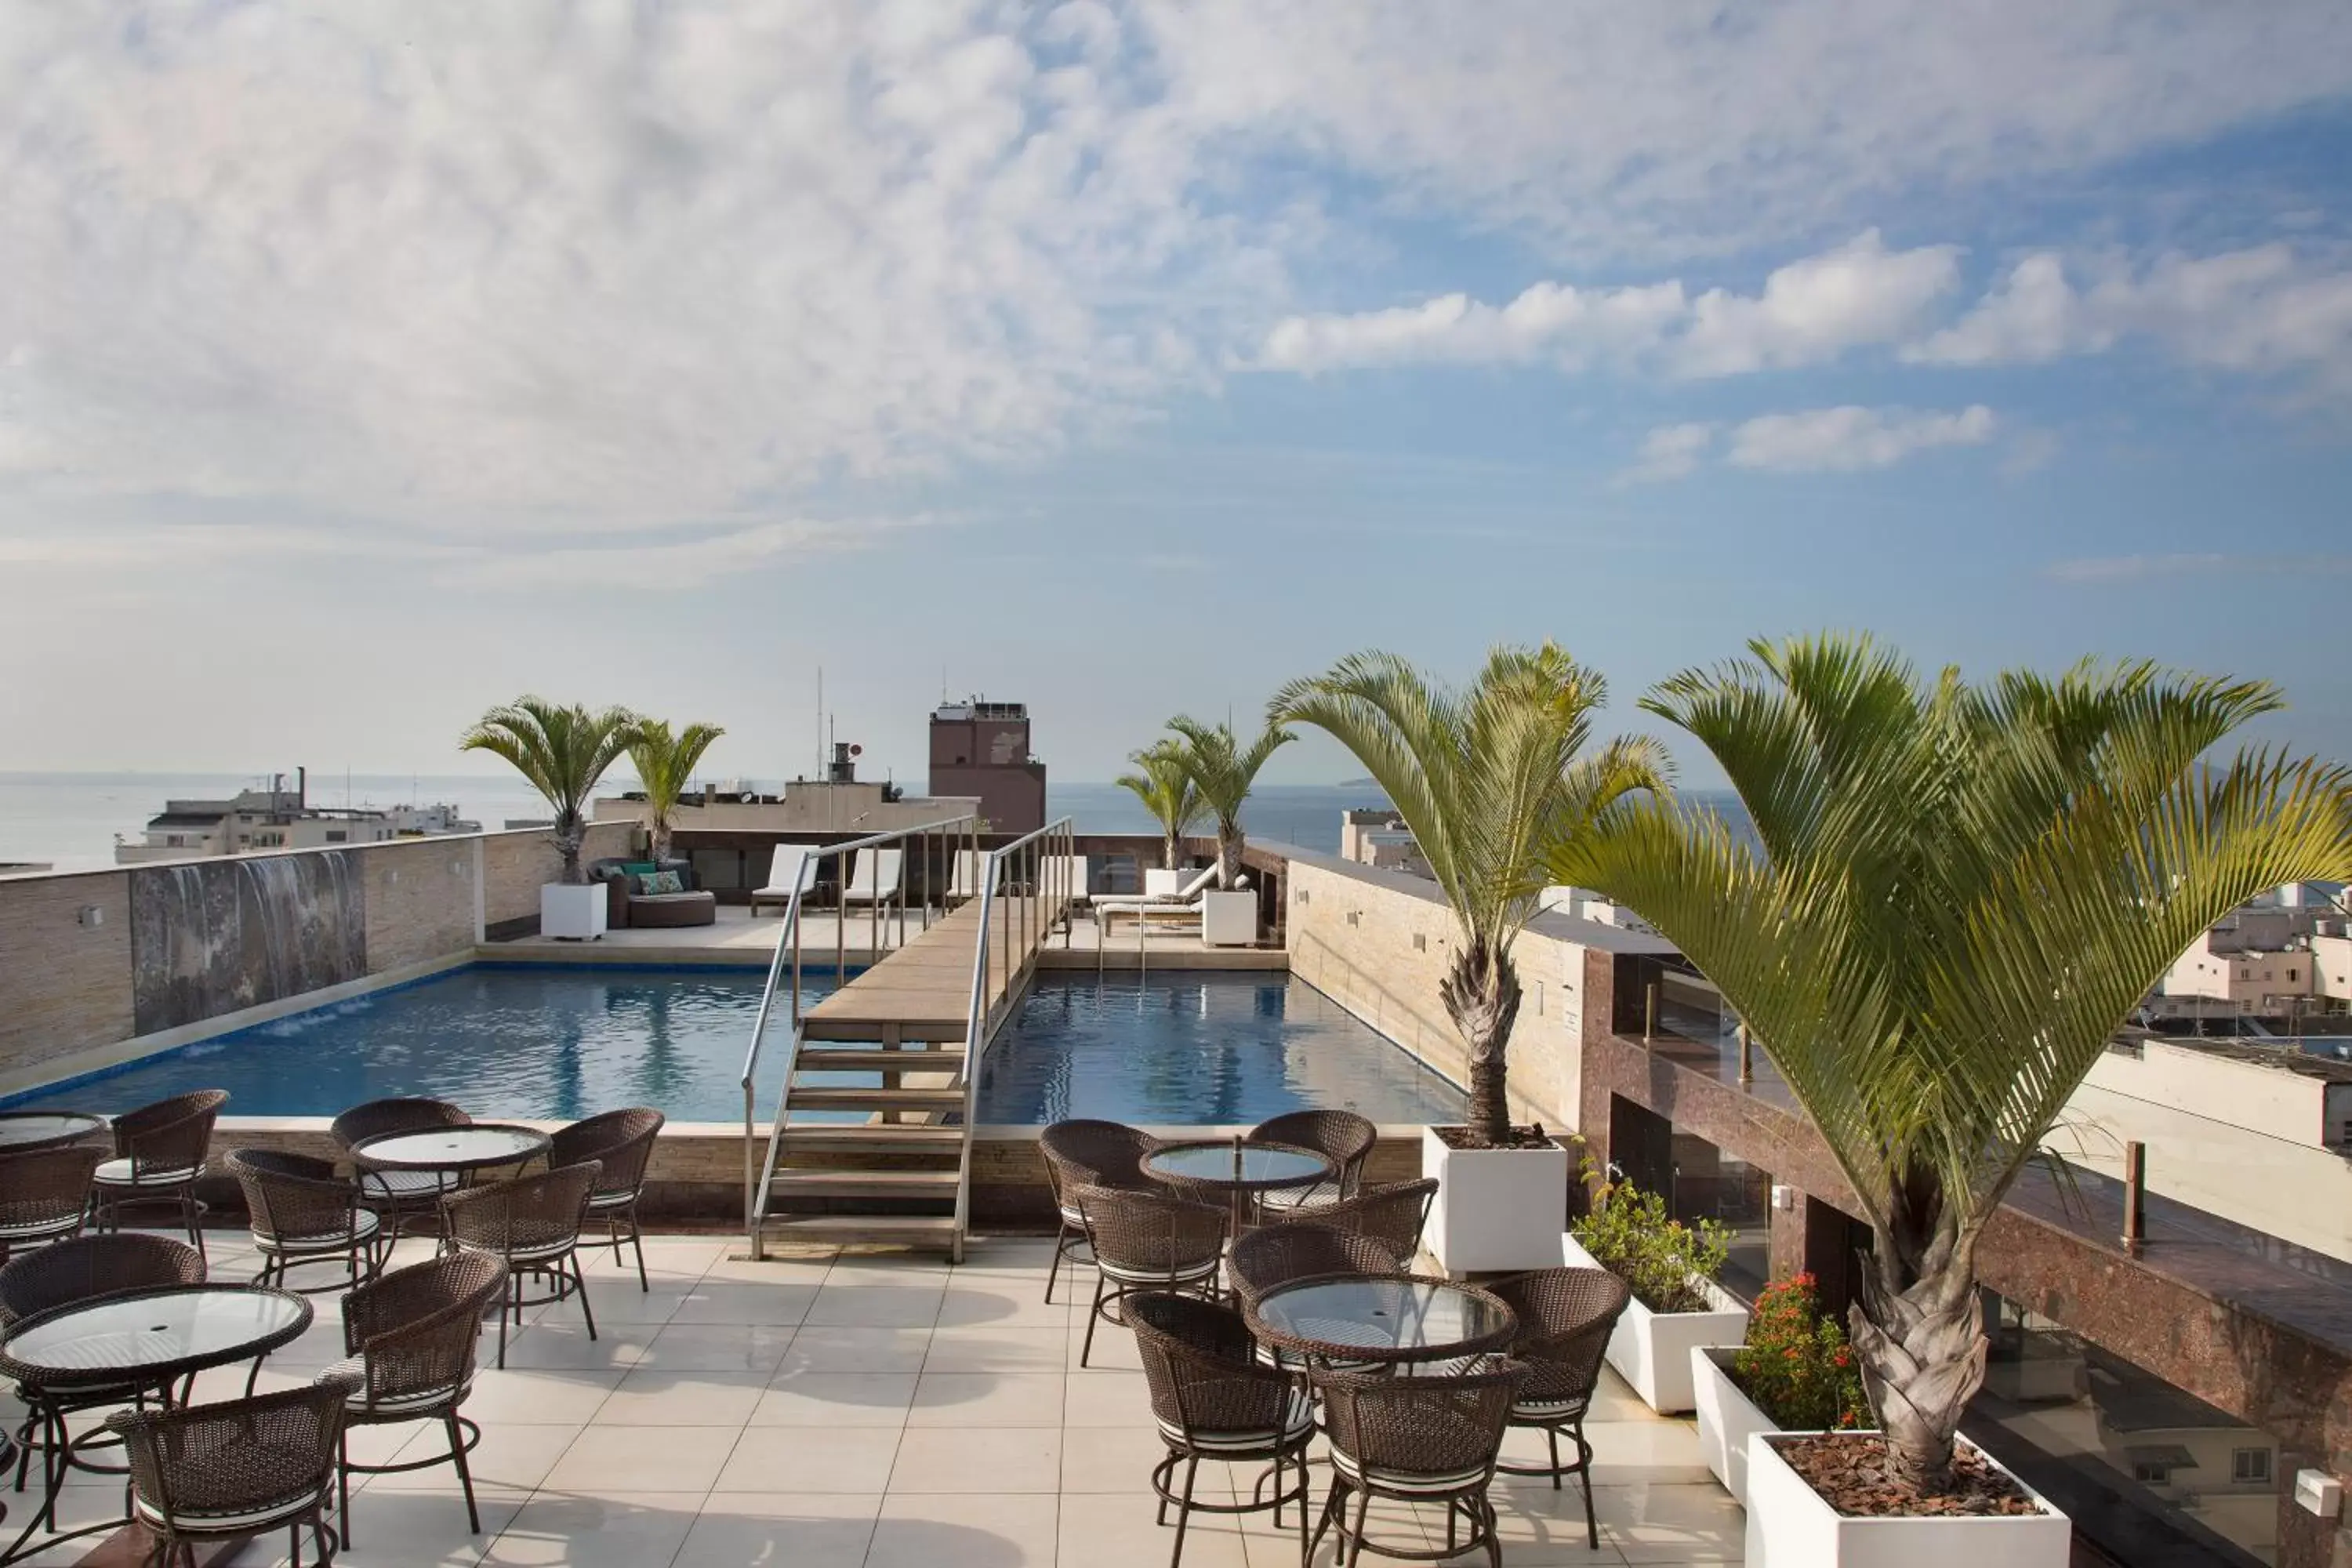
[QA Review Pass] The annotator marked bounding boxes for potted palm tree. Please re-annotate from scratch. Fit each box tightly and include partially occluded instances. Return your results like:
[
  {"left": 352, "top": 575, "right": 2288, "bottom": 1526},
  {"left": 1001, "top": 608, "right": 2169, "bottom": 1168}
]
[
  {"left": 1115, "top": 739, "right": 1208, "bottom": 880},
  {"left": 1548, "top": 634, "right": 2352, "bottom": 1564},
  {"left": 627, "top": 717, "right": 728, "bottom": 862},
  {"left": 1165, "top": 714, "right": 1294, "bottom": 945},
  {"left": 1273, "top": 644, "right": 1668, "bottom": 1272},
  {"left": 461, "top": 697, "right": 643, "bottom": 941}
]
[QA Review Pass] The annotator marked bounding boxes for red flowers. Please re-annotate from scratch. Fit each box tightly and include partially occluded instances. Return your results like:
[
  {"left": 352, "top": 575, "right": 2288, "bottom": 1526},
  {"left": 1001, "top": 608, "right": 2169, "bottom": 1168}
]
[{"left": 1730, "top": 1273, "right": 1872, "bottom": 1432}]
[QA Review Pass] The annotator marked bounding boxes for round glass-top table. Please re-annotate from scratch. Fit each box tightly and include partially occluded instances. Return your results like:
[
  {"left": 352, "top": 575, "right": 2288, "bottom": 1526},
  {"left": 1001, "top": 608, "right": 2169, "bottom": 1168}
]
[
  {"left": 0, "top": 1113, "right": 107, "bottom": 1154},
  {"left": 1245, "top": 1272, "right": 1518, "bottom": 1366},
  {"left": 1143, "top": 1139, "right": 1337, "bottom": 1236},
  {"left": 0, "top": 1283, "right": 314, "bottom": 1563},
  {"left": 352, "top": 1123, "right": 549, "bottom": 1174}
]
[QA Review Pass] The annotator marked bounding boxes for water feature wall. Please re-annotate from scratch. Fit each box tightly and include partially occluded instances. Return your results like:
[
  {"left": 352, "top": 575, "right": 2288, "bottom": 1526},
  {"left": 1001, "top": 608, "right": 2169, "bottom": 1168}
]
[{"left": 130, "top": 853, "right": 368, "bottom": 1034}]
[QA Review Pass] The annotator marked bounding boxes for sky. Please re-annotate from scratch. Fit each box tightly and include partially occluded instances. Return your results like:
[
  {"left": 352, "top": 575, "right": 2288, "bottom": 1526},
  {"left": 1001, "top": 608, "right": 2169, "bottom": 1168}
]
[{"left": 3, "top": 2, "right": 2350, "bottom": 789}]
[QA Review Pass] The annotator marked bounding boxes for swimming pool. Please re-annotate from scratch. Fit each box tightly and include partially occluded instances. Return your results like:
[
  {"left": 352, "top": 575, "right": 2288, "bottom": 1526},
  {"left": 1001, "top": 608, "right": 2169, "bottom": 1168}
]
[{"left": 8, "top": 965, "right": 1461, "bottom": 1126}]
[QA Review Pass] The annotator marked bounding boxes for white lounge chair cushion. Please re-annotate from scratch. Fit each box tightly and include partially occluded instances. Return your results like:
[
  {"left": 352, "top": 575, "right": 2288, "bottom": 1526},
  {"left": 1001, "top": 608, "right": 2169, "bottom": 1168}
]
[{"left": 756, "top": 845, "right": 820, "bottom": 897}]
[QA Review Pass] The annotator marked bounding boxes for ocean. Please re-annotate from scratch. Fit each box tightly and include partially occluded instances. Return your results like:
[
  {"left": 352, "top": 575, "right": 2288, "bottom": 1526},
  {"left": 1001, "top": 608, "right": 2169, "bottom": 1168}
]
[{"left": 0, "top": 772, "right": 1393, "bottom": 873}]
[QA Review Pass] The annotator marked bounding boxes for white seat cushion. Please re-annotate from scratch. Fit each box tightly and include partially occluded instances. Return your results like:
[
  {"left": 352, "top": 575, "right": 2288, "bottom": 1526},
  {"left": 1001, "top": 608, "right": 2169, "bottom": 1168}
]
[
  {"left": 1330, "top": 1445, "right": 1491, "bottom": 1496},
  {"left": 583, "top": 1189, "right": 637, "bottom": 1212},
  {"left": 132, "top": 1480, "right": 328, "bottom": 1534},
  {"left": 256, "top": 1210, "right": 379, "bottom": 1255},
  {"left": 325, "top": 1356, "right": 466, "bottom": 1417},
  {"left": 1099, "top": 1255, "right": 1221, "bottom": 1287},
  {"left": 361, "top": 1168, "right": 460, "bottom": 1200},
  {"left": 1512, "top": 1395, "right": 1592, "bottom": 1421},
  {"left": 93, "top": 1158, "right": 201, "bottom": 1189},
  {"left": 0, "top": 1214, "right": 84, "bottom": 1242},
  {"left": 1156, "top": 1390, "right": 1315, "bottom": 1454}
]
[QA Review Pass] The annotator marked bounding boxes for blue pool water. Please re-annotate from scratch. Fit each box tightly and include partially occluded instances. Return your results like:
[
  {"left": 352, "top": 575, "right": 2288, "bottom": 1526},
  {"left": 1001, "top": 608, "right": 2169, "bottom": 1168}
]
[{"left": 9, "top": 966, "right": 1461, "bottom": 1126}]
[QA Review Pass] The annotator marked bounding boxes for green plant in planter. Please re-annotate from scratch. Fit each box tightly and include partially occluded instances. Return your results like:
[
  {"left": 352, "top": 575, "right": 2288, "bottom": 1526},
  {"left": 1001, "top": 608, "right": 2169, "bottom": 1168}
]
[
  {"left": 1570, "top": 1172, "right": 1730, "bottom": 1315},
  {"left": 1733, "top": 1272, "right": 1871, "bottom": 1432}
]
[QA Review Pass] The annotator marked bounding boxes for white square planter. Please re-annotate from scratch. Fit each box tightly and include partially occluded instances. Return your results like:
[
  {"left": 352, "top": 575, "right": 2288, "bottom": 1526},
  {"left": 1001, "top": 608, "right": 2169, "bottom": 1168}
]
[
  {"left": 539, "top": 883, "right": 608, "bottom": 941},
  {"left": 1744, "top": 1432, "right": 2071, "bottom": 1568},
  {"left": 1560, "top": 1232, "right": 1746, "bottom": 1414},
  {"left": 1200, "top": 890, "right": 1257, "bottom": 947},
  {"left": 1421, "top": 1127, "right": 1569, "bottom": 1274},
  {"left": 1693, "top": 1346, "right": 1779, "bottom": 1505}
]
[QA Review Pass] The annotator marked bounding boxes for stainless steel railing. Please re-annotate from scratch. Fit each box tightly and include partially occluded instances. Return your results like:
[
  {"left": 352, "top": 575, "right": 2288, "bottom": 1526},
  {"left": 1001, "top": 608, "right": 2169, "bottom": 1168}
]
[
  {"left": 949, "top": 816, "right": 1077, "bottom": 1254},
  {"left": 740, "top": 814, "right": 980, "bottom": 1244}
]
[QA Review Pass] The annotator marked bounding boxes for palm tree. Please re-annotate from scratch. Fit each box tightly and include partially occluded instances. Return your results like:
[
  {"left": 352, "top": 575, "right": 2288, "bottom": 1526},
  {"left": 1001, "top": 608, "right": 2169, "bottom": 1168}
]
[
  {"left": 1272, "top": 644, "right": 1670, "bottom": 1147},
  {"left": 459, "top": 698, "right": 642, "bottom": 884},
  {"left": 1115, "top": 740, "right": 1209, "bottom": 870},
  {"left": 1166, "top": 716, "right": 1294, "bottom": 888},
  {"left": 1544, "top": 634, "right": 2352, "bottom": 1497},
  {"left": 627, "top": 717, "right": 728, "bottom": 862}
]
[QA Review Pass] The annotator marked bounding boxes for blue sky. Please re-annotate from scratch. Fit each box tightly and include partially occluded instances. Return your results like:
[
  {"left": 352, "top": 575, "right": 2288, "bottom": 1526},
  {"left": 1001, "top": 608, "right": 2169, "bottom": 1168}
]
[{"left": 2, "top": 3, "right": 2349, "bottom": 788}]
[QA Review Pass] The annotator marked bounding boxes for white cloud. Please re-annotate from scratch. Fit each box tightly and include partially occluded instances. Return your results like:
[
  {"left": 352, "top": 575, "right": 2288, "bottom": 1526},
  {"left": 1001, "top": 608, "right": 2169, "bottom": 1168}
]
[
  {"left": 1909, "top": 245, "right": 2352, "bottom": 393},
  {"left": 1617, "top": 423, "right": 1717, "bottom": 485},
  {"left": 1726, "top": 405, "right": 1998, "bottom": 472},
  {"left": 1255, "top": 232, "right": 1956, "bottom": 377}
]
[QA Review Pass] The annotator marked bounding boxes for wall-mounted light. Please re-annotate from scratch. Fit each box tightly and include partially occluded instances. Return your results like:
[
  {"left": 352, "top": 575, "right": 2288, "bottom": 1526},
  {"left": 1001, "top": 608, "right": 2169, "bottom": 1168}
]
[
  {"left": 1345, "top": 910, "right": 1359, "bottom": 928},
  {"left": 2296, "top": 1468, "right": 2342, "bottom": 1519},
  {"left": 1295, "top": 888, "right": 1309, "bottom": 905},
  {"left": 77, "top": 906, "right": 103, "bottom": 927},
  {"left": 1412, "top": 933, "right": 1425, "bottom": 953},
  {"left": 1770, "top": 1184, "right": 1799, "bottom": 1212}
]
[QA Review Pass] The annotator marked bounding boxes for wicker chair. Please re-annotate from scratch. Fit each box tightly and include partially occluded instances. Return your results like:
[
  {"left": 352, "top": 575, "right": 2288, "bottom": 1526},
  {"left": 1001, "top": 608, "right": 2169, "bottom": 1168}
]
[
  {"left": 1037, "top": 1120, "right": 1156, "bottom": 1305},
  {"left": 107, "top": 1377, "right": 354, "bottom": 1568},
  {"left": 1488, "top": 1266, "right": 1633, "bottom": 1548},
  {"left": 441, "top": 1160, "right": 601, "bottom": 1369},
  {"left": 1306, "top": 1178, "right": 1439, "bottom": 1263},
  {"left": 0, "top": 1145, "right": 105, "bottom": 1262},
  {"left": 227, "top": 1149, "right": 383, "bottom": 1294},
  {"left": 1070, "top": 1182, "right": 1228, "bottom": 1369},
  {"left": 331, "top": 1098, "right": 473, "bottom": 1244},
  {"left": 547, "top": 1108, "right": 664, "bottom": 1290},
  {"left": 328, "top": 1252, "right": 507, "bottom": 1546},
  {"left": 1308, "top": 1356, "right": 1529, "bottom": 1568},
  {"left": 0, "top": 1233, "right": 206, "bottom": 1495},
  {"left": 1248, "top": 1110, "right": 1377, "bottom": 1214},
  {"left": 90, "top": 1091, "right": 228, "bottom": 1257},
  {"left": 1126, "top": 1292, "right": 1316, "bottom": 1568},
  {"left": 1228, "top": 1222, "right": 1406, "bottom": 1308}
]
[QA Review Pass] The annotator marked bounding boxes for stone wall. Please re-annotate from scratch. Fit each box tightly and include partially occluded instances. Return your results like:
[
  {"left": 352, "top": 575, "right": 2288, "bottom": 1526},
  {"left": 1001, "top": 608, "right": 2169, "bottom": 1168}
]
[{"left": 0, "top": 821, "right": 637, "bottom": 1084}]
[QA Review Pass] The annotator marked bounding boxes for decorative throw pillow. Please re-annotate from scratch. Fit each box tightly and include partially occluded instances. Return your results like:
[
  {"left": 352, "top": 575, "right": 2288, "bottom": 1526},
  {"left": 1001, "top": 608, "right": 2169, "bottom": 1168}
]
[
  {"left": 620, "top": 861, "right": 659, "bottom": 878},
  {"left": 638, "top": 869, "right": 685, "bottom": 896}
]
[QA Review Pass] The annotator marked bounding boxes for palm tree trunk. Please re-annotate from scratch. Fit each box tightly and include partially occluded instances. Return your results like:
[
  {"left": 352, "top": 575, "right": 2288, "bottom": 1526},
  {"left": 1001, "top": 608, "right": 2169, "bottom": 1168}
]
[
  {"left": 1440, "top": 942, "right": 1521, "bottom": 1146},
  {"left": 650, "top": 816, "right": 672, "bottom": 863},
  {"left": 1162, "top": 829, "right": 1181, "bottom": 870},
  {"left": 1846, "top": 1221, "right": 1987, "bottom": 1497},
  {"left": 1215, "top": 827, "right": 1244, "bottom": 887},
  {"left": 554, "top": 811, "right": 586, "bottom": 885}
]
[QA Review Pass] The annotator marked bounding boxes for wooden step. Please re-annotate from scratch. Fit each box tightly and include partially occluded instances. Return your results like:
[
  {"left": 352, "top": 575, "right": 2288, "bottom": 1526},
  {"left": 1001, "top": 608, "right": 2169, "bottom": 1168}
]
[
  {"left": 777, "top": 1124, "right": 964, "bottom": 1153},
  {"left": 793, "top": 1048, "right": 965, "bottom": 1073},
  {"left": 767, "top": 1169, "right": 962, "bottom": 1200},
  {"left": 754, "top": 1214, "right": 960, "bottom": 1248},
  {"left": 788, "top": 1085, "right": 964, "bottom": 1112}
]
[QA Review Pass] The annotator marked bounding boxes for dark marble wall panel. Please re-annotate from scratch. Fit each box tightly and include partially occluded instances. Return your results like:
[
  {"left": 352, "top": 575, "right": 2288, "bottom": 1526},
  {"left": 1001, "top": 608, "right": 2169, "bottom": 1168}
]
[{"left": 129, "top": 854, "right": 367, "bottom": 1036}]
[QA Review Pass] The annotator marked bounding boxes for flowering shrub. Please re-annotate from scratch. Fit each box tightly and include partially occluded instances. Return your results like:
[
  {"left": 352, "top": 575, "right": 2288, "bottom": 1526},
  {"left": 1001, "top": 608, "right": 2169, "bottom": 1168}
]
[
  {"left": 1730, "top": 1272, "right": 1871, "bottom": 1431},
  {"left": 1570, "top": 1171, "right": 1730, "bottom": 1314}
]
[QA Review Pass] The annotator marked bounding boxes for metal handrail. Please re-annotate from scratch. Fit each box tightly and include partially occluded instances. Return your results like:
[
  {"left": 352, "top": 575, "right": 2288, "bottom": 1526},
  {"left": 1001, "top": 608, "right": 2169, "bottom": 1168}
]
[
  {"left": 950, "top": 815, "right": 1076, "bottom": 1255},
  {"left": 741, "top": 813, "right": 979, "bottom": 1247}
]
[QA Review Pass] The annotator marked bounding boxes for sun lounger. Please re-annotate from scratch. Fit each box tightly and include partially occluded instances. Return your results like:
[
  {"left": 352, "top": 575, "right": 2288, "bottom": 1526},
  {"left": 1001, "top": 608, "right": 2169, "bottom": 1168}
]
[
  {"left": 749, "top": 844, "right": 819, "bottom": 916},
  {"left": 841, "top": 848, "right": 903, "bottom": 910}
]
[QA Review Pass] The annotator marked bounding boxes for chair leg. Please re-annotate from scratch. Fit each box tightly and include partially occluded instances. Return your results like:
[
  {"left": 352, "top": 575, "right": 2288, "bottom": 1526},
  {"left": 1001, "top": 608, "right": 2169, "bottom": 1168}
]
[
  {"left": 1548, "top": 1425, "right": 1563, "bottom": 1490},
  {"left": 448, "top": 1411, "right": 480, "bottom": 1534},
  {"left": 1346, "top": 1485, "right": 1370, "bottom": 1568},
  {"left": 495, "top": 1275, "right": 512, "bottom": 1370},
  {"left": 1044, "top": 1218, "right": 1068, "bottom": 1303},
  {"left": 1167, "top": 1453, "right": 1200, "bottom": 1568},
  {"left": 1080, "top": 1272, "right": 1106, "bottom": 1367},
  {"left": 571, "top": 1252, "right": 599, "bottom": 1341},
  {"left": 628, "top": 1209, "right": 648, "bottom": 1292},
  {"left": 181, "top": 1185, "right": 203, "bottom": 1258},
  {"left": 338, "top": 1430, "right": 354, "bottom": 1548},
  {"left": 1576, "top": 1427, "right": 1599, "bottom": 1550},
  {"left": 1307, "top": 1478, "right": 1343, "bottom": 1563}
]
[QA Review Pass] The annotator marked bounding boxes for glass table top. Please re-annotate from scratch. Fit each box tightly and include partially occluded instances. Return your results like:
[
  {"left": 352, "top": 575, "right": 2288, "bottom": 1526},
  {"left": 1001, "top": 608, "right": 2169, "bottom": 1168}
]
[
  {"left": 1251, "top": 1276, "right": 1516, "bottom": 1359},
  {"left": 0, "top": 1113, "right": 107, "bottom": 1151},
  {"left": 1143, "top": 1141, "right": 1334, "bottom": 1189},
  {"left": 354, "top": 1125, "right": 549, "bottom": 1170},
  {"left": 4, "top": 1288, "right": 310, "bottom": 1380}
]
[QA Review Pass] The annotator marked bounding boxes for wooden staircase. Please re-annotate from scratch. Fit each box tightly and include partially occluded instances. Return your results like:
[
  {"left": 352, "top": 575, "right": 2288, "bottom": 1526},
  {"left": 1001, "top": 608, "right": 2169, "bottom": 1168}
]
[{"left": 746, "top": 868, "right": 1070, "bottom": 1261}]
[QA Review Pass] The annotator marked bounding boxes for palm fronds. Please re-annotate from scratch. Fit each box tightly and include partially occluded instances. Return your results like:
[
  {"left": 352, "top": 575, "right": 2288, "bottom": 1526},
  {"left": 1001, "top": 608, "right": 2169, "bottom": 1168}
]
[
  {"left": 459, "top": 697, "right": 643, "bottom": 883},
  {"left": 628, "top": 718, "right": 727, "bottom": 862}
]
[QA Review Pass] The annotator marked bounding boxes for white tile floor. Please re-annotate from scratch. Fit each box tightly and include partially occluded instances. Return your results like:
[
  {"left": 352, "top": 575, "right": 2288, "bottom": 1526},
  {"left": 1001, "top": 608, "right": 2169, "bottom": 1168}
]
[{"left": 3, "top": 1232, "right": 1744, "bottom": 1566}]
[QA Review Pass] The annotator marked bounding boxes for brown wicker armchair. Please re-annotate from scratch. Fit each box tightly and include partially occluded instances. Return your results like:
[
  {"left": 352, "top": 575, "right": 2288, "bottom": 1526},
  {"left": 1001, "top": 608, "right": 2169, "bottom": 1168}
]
[
  {"left": 0, "top": 1232, "right": 206, "bottom": 1496},
  {"left": 1488, "top": 1265, "right": 1633, "bottom": 1548},
  {"left": 107, "top": 1377, "right": 354, "bottom": 1568},
  {"left": 1248, "top": 1110, "right": 1377, "bottom": 1213},
  {"left": 91, "top": 1090, "right": 228, "bottom": 1256},
  {"left": 441, "top": 1160, "right": 602, "bottom": 1369},
  {"left": 329, "top": 1252, "right": 507, "bottom": 1546},
  {"left": 547, "top": 1108, "right": 664, "bottom": 1290},
  {"left": 0, "top": 1145, "right": 105, "bottom": 1262},
  {"left": 1069, "top": 1182, "right": 1228, "bottom": 1369},
  {"left": 1126, "top": 1291, "right": 1316, "bottom": 1568},
  {"left": 332, "top": 1098, "right": 472, "bottom": 1243},
  {"left": 1037, "top": 1120, "right": 1156, "bottom": 1305},
  {"left": 1228, "top": 1222, "right": 1406, "bottom": 1307},
  {"left": 227, "top": 1149, "right": 383, "bottom": 1294},
  {"left": 1309, "top": 1356, "right": 1529, "bottom": 1567},
  {"left": 1305, "top": 1178, "right": 1439, "bottom": 1262}
]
